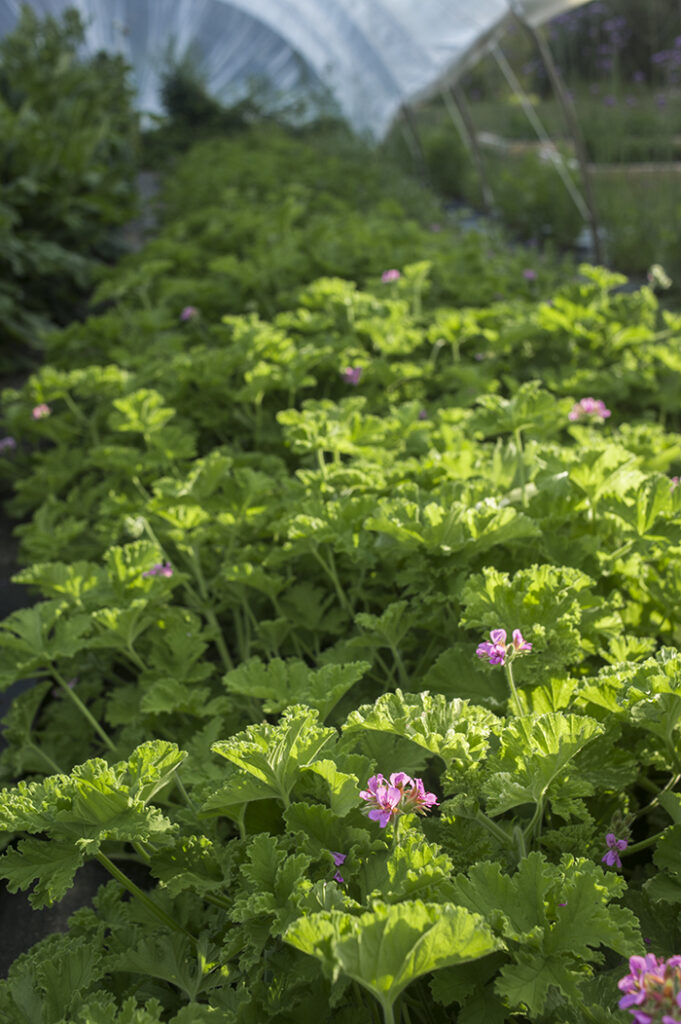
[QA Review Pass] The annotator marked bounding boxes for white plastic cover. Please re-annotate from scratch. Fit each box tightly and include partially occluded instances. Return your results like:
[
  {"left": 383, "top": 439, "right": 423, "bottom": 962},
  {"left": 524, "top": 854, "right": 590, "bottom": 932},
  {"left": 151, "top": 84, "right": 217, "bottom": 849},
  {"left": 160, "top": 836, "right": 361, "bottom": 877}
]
[{"left": 0, "top": 0, "right": 592, "bottom": 135}]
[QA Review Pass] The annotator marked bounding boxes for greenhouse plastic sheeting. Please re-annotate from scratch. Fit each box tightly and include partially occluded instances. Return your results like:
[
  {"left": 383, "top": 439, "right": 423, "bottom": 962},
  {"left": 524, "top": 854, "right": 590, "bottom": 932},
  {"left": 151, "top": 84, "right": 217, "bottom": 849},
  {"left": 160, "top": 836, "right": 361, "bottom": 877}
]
[{"left": 0, "top": 0, "right": 592, "bottom": 135}]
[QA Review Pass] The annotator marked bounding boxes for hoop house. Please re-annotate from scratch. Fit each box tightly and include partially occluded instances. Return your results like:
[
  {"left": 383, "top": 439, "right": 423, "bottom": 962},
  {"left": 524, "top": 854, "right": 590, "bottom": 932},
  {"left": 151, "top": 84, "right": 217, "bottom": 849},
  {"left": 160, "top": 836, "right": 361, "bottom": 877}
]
[{"left": 0, "top": 0, "right": 593, "bottom": 132}]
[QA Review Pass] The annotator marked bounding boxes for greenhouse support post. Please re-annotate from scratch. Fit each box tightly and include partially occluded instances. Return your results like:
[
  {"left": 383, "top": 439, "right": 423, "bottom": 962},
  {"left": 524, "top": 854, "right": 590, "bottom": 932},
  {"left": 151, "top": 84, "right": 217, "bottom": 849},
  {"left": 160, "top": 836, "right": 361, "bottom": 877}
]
[
  {"left": 442, "top": 82, "right": 494, "bottom": 212},
  {"left": 399, "top": 103, "right": 431, "bottom": 187},
  {"left": 514, "top": 13, "right": 603, "bottom": 264}
]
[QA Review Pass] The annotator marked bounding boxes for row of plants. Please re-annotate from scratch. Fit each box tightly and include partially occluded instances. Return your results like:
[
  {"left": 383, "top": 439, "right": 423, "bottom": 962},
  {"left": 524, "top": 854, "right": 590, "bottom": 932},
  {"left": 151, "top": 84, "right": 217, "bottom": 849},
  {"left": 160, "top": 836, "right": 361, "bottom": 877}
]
[
  {"left": 384, "top": 99, "right": 681, "bottom": 278},
  {"left": 2, "top": 126, "right": 681, "bottom": 1024},
  {"left": 0, "top": 7, "right": 138, "bottom": 373}
]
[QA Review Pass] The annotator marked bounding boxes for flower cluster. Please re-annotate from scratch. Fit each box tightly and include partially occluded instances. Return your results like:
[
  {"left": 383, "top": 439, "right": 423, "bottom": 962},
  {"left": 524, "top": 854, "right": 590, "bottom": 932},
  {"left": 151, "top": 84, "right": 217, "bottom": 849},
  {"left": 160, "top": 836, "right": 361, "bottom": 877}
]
[
  {"left": 179, "top": 305, "right": 199, "bottom": 322},
  {"left": 381, "top": 268, "right": 401, "bottom": 283},
  {"left": 522, "top": 268, "right": 537, "bottom": 281},
  {"left": 476, "top": 628, "right": 532, "bottom": 667},
  {"left": 568, "top": 397, "right": 611, "bottom": 422},
  {"left": 359, "top": 773, "right": 438, "bottom": 828},
  {"left": 618, "top": 954, "right": 681, "bottom": 1024},
  {"left": 0, "top": 436, "right": 16, "bottom": 453},
  {"left": 602, "top": 832, "right": 628, "bottom": 869},
  {"left": 32, "top": 403, "right": 51, "bottom": 420},
  {"left": 341, "top": 366, "right": 363, "bottom": 385},
  {"left": 142, "top": 561, "right": 173, "bottom": 578}
]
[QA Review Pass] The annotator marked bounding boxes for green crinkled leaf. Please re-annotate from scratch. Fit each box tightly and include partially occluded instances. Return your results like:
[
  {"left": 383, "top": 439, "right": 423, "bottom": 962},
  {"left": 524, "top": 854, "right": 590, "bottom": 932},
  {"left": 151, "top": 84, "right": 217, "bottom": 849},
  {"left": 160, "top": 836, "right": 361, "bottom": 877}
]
[
  {"left": 0, "top": 600, "right": 92, "bottom": 688},
  {"left": 647, "top": 823, "right": 681, "bottom": 903},
  {"left": 222, "top": 657, "right": 369, "bottom": 720},
  {"left": 364, "top": 832, "right": 456, "bottom": 903},
  {"left": 450, "top": 852, "right": 641, "bottom": 1014},
  {"left": 0, "top": 836, "right": 84, "bottom": 907},
  {"left": 233, "top": 833, "right": 311, "bottom": 934},
  {"left": 111, "top": 933, "right": 211, "bottom": 1002},
  {"left": 283, "top": 801, "right": 379, "bottom": 859},
  {"left": 482, "top": 713, "right": 603, "bottom": 816},
  {"left": 495, "top": 951, "right": 583, "bottom": 1015},
  {"left": 284, "top": 899, "right": 503, "bottom": 1017},
  {"left": 211, "top": 705, "right": 335, "bottom": 805},
  {"left": 12, "top": 559, "right": 108, "bottom": 607},
  {"left": 0, "top": 741, "right": 185, "bottom": 900},
  {"left": 460, "top": 564, "right": 614, "bottom": 681},
  {"left": 201, "top": 767, "right": 277, "bottom": 821},
  {"left": 303, "top": 759, "right": 360, "bottom": 816},
  {"left": 343, "top": 689, "right": 498, "bottom": 769},
  {"left": 469, "top": 381, "right": 569, "bottom": 439}
]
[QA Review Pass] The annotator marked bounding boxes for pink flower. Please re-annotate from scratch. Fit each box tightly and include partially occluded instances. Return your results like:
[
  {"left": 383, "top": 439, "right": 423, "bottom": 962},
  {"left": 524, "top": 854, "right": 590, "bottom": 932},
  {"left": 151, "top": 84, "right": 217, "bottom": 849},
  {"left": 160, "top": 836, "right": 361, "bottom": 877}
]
[
  {"left": 0, "top": 436, "right": 17, "bottom": 453},
  {"left": 32, "top": 403, "right": 51, "bottom": 420},
  {"left": 359, "top": 772, "right": 438, "bottom": 828},
  {"left": 602, "top": 832, "right": 628, "bottom": 868},
  {"left": 568, "top": 397, "right": 611, "bottom": 422},
  {"left": 179, "top": 306, "right": 199, "bottom": 322},
  {"left": 418, "top": 409, "right": 428, "bottom": 420},
  {"left": 618, "top": 955, "right": 681, "bottom": 1024},
  {"left": 476, "top": 628, "right": 532, "bottom": 667},
  {"left": 381, "top": 269, "right": 401, "bottom": 283},
  {"left": 341, "top": 366, "right": 363, "bottom": 385},
  {"left": 523, "top": 268, "right": 537, "bottom": 281},
  {"left": 512, "top": 629, "right": 532, "bottom": 652},
  {"left": 670, "top": 476, "right": 680, "bottom": 491},
  {"left": 142, "top": 561, "right": 173, "bottom": 579}
]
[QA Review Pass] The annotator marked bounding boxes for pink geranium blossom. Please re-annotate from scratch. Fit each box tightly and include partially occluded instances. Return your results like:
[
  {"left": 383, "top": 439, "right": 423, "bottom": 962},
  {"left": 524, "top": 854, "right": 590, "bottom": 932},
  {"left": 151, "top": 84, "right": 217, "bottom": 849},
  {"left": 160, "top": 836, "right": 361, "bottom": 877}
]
[
  {"left": 179, "top": 305, "right": 199, "bottom": 321},
  {"left": 568, "top": 397, "right": 611, "bottom": 422},
  {"left": 602, "top": 832, "right": 628, "bottom": 869},
  {"left": 618, "top": 955, "right": 681, "bottom": 1024},
  {"left": 476, "top": 628, "right": 532, "bottom": 667},
  {"left": 142, "top": 561, "right": 173, "bottom": 579},
  {"left": 381, "top": 269, "right": 401, "bottom": 283},
  {"left": 32, "top": 403, "right": 51, "bottom": 420},
  {"left": 359, "top": 772, "right": 438, "bottom": 828},
  {"left": 341, "top": 366, "right": 363, "bottom": 385}
]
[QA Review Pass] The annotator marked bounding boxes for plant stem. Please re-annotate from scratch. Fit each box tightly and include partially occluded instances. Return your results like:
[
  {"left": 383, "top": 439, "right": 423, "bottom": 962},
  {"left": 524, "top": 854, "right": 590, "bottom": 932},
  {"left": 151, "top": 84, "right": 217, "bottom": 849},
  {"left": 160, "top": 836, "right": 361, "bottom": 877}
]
[
  {"left": 504, "top": 659, "right": 523, "bottom": 716},
  {"left": 623, "top": 828, "right": 669, "bottom": 856},
  {"left": 190, "top": 546, "right": 235, "bottom": 672},
  {"left": 381, "top": 1000, "right": 396, "bottom": 1024},
  {"left": 29, "top": 742, "right": 63, "bottom": 775},
  {"left": 475, "top": 809, "right": 513, "bottom": 846},
  {"left": 514, "top": 428, "right": 528, "bottom": 507},
  {"left": 51, "top": 666, "right": 115, "bottom": 751},
  {"left": 312, "top": 548, "right": 353, "bottom": 616},
  {"left": 96, "top": 851, "right": 195, "bottom": 942}
]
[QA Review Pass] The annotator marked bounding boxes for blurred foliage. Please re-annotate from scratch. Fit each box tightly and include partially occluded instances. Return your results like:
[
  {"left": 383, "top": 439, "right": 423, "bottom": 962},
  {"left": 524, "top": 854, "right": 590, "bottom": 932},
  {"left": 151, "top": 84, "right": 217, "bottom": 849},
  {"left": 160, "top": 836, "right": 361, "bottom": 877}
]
[{"left": 0, "top": 5, "right": 139, "bottom": 374}]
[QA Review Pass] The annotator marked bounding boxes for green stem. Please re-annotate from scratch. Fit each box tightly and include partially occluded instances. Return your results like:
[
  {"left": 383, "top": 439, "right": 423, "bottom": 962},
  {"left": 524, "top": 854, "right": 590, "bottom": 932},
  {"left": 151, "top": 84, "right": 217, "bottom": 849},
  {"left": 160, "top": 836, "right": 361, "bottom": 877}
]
[
  {"left": 514, "top": 428, "right": 528, "bottom": 507},
  {"left": 312, "top": 548, "right": 353, "bottom": 616},
  {"left": 381, "top": 1000, "right": 396, "bottom": 1024},
  {"left": 392, "top": 814, "right": 402, "bottom": 851},
  {"left": 504, "top": 659, "right": 523, "bottom": 717},
  {"left": 634, "top": 773, "right": 681, "bottom": 820},
  {"left": 96, "top": 851, "right": 195, "bottom": 942},
  {"left": 475, "top": 809, "right": 513, "bottom": 846},
  {"left": 125, "top": 644, "right": 147, "bottom": 672},
  {"left": 29, "top": 742, "right": 63, "bottom": 775},
  {"left": 190, "top": 546, "right": 235, "bottom": 672},
  {"left": 51, "top": 666, "right": 115, "bottom": 751},
  {"left": 174, "top": 773, "right": 196, "bottom": 811},
  {"left": 390, "top": 645, "right": 409, "bottom": 688},
  {"left": 623, "top": 828, "right": 669, "bottom": 856}
]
